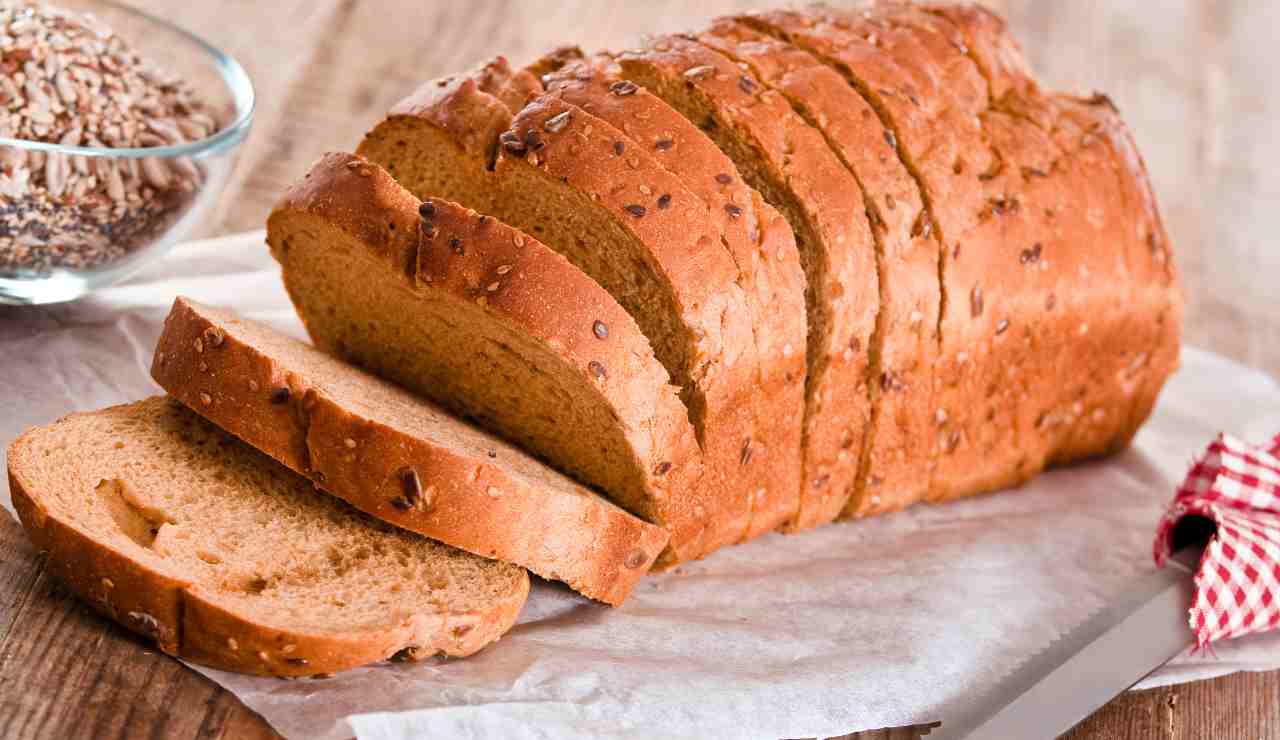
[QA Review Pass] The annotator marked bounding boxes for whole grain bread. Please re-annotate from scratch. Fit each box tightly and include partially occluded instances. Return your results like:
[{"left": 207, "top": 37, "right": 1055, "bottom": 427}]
[
  {"left": 151, "top": 297, "right": 668, "bottom": 605},
  {"left": 8, "top": 397, "right": 528, "bottom": 677},
  {"left": 267, "top": 152, "right": 703, "bottom": 569},
  {"left": 613, "top": 35, "right": 880, "bottom": 530}
]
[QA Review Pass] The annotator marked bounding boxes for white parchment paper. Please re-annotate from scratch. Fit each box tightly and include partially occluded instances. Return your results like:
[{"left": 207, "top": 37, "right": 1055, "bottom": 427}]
[{"left": 3, "top": 232, "right": 1279, "bottom": 739}]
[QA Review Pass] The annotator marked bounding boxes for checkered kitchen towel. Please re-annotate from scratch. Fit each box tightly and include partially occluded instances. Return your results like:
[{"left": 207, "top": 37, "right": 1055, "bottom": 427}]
[{"left": 1155, "top": 433, "right": 1280, "bottom": 646}]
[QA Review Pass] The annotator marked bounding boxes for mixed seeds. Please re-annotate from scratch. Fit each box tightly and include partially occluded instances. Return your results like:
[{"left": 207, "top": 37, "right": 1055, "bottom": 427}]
[{"left": 0, "top": 2, "right": 222, "bottom": 273}]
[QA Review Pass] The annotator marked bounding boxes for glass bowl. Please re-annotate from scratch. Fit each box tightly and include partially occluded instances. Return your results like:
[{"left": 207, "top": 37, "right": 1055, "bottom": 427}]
[{"left": 0, "top": 0, "right": 254, "bottom": 305}]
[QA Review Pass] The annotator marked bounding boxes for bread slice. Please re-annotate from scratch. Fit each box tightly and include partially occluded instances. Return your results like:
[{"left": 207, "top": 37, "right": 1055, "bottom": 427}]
[
  {"left": 356, "top": 59, "right": 778, "bottom": 561},
  {"left": 151, "top": 297, "right": 668, "bottom": 605},
  {"left": 7, "top": 397, "right": 528, "bottom": 677},
  {"left": 745, "top": 4, "right": 1180, "bottom": 503},
  {"left": 537, "top": 54, "right": 808, "bottom": 540},
  {"left": 613, "top": 36, "right": 879, "bottom": 530},
  {"left": 695, "top": 17, "right": 940, "bottom": 520},
  {"left": 267, "top": 153, "right": 701, "bottom": 569}
]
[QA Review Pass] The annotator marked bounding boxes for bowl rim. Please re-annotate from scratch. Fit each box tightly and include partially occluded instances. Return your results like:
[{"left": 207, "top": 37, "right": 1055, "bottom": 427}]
[{"left": 0, "top": 0, "right": 255, "bottom": 160}]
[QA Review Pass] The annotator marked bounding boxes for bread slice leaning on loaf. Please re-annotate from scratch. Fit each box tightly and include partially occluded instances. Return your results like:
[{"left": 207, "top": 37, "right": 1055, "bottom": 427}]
[
  {"left": 7, "top": 398, "right": 528, "bottom": 677},
  {"left": 267, "top": 152, "right": 705, "bottom": 567},
  {"left": 151, "top": 297, "right": 668, "bottom": 605}
]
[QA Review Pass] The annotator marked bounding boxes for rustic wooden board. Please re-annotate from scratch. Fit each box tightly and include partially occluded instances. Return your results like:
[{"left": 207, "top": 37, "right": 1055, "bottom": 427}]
[{"left": 2, "top": 1, "right": 1277, "bottom": 738}]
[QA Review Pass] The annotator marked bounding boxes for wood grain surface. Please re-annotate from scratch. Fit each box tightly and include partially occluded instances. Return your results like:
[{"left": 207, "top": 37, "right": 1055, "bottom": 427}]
[{"left": 2, "top": 1, "right": 1277, "bottom": 738}]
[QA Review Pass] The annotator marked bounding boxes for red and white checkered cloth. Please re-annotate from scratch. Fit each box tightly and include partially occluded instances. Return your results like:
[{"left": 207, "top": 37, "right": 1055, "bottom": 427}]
[{"left": 1154, "top": 433, "right": 1280, "bottom": 647}]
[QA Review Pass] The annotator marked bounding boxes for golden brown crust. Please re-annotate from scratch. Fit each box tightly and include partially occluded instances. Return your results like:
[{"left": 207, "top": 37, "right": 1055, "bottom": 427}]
[
  {"left": 386, "top": 75, "right": 509, "bottom": 165},
  {"left": 539, "top": 56, "right": 807, "bottom": 541},
  {"left": 152, "top": 296, "right": 669, "bottom": 606},
  {"left": 614, "top": 36, "right": 878, "bottom": 531},
  {"left": 8, "top": 414, "right": 529, "bottom": 678}
]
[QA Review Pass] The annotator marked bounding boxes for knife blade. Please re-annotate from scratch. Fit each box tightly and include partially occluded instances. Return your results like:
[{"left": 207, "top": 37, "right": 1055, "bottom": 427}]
[{"left": 932, "top": 547, "right": 1202, "bottom": 740}]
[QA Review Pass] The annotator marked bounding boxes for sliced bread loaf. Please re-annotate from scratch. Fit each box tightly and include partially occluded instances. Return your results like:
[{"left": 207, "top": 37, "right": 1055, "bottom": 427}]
[
  {"left": 8, "top": 397, "right": 529, "bottom": 677},
  {"left": 613, "top": 36, "right": 879, "bottom": 530},
  {"left": 151, "top": 297, "right": 668, "bottom": 605},
  {"left": 267, "top": 153, "right": 702, "bottom": 569},
  {"left": 537, "top": 55, "right": 808, "bottom": 540},
  {"left": 357, "top": 60, "right": 780, "bottom": 561}
]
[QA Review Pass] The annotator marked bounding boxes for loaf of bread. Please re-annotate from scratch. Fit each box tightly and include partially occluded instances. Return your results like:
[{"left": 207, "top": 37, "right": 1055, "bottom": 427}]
[
  {"left": 8, "top": 398, "right": 528, "bottom": 676},
  {"left": 151, "top": 297, "right": 668, "bottom": 605},
  {"left": 13, "top": 3, "right": 1181, "bottom": 676},
  {"left": 277, "top": 0, "right": 1178, "bottom": 561}
]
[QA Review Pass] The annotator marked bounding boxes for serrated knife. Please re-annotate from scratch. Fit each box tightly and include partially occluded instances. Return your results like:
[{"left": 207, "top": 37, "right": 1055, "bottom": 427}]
[{"left": 932, "top": 546, "right": 1202, "bottom": 740}]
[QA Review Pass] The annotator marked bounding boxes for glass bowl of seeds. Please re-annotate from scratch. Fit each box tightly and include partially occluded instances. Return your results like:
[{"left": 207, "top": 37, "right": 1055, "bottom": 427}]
[{"left": 0, "top": 0, "right": 253, "bottom": 304}]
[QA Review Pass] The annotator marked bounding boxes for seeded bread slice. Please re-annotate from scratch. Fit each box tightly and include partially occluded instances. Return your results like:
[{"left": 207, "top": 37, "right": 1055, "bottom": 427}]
[
  {"left": 8, "top": 398, "right": 529, "bottom": 677},
  {"left": 358, "top": 62, "right": 767, "bottom": 562},
  {"left": 267, "top": 153, "right": 701, "bottom": 571},
  {"left": 746, "top": 3, "right": 1180, "bottom": 504},
  {"left": 696, "top": 17, "right": 939, "bottom": 520},
  {"left": 151, "top": 297, "right": 668, "bottom": 605},
  {"left": 538, "top": 55, "right": 808, "bottom": 540},
  {"left": 614, "top": 36, "right": 878, "bottom": 531}
]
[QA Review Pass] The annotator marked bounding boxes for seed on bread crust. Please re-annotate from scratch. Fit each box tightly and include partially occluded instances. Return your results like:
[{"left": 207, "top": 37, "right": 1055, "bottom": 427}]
[
  {"left": 609, "top": 80, "right": 639, "bottom": 96},
  {"left": 624, "top": 549, "right": 647, "bottom": 569},
  {"left": 592, "top": 320, "right": 609, "bottom": 339},
  {"left": 683, "top": 65, "right": 714, "bottom": 81},
  {"left": 544, "top": 110, "right": 572, "bottom": 133},
  {"left": 399, "top": 467, "right": 423, "bottom": 506}
]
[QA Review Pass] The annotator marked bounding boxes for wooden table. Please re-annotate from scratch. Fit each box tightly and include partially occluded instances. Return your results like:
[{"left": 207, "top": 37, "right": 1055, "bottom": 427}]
[{"left": 3, "top": 1, "right": 1278, "bottom": 738}]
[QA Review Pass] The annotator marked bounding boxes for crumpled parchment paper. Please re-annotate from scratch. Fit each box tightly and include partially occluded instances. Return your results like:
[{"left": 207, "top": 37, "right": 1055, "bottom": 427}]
[{"left": 3, "top": 232, "right": 1279, "bottom": 739}]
